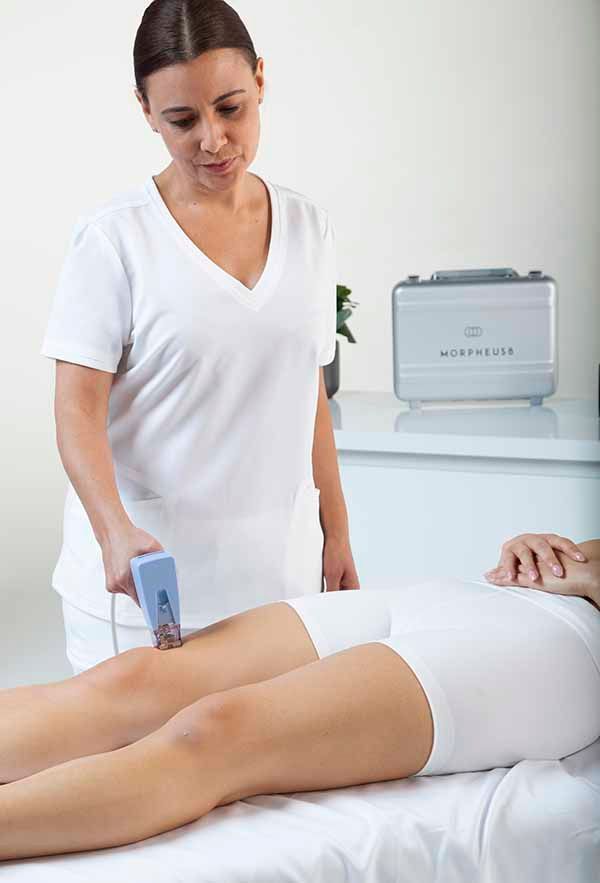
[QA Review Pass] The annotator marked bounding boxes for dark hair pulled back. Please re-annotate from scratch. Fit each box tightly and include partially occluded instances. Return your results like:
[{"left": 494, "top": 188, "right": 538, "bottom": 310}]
[{"left": 134, "top": 0, "right": 259, "bottom": 105}]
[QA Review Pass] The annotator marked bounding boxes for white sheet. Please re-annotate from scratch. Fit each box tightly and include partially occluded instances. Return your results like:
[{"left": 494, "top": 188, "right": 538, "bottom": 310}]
[{"left": 4, "top": 737, "right": 599, "bottom": 881}]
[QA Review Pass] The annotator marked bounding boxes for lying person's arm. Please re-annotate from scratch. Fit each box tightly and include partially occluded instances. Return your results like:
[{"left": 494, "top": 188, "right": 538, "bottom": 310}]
[
  {"left": 486, "top": 536, "right": 600, "bottom": 611},
  {"left": 525, "top": 539, "right": 600, "bottom": 608}
]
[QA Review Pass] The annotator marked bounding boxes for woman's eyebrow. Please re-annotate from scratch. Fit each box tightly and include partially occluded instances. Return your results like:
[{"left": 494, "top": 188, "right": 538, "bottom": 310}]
[{"left": 160, "top": 89, "right": 246, "bottom": 115}]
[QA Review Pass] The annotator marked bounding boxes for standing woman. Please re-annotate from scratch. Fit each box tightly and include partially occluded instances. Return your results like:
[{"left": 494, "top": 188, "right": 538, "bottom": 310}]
[{"left": 41, "top": 0, "right": 359, "bottom": 676}]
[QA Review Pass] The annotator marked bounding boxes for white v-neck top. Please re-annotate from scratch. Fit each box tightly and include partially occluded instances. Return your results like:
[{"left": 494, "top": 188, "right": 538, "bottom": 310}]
[{"left": 40, "top": 173, "right": 338, "bottom": 626}]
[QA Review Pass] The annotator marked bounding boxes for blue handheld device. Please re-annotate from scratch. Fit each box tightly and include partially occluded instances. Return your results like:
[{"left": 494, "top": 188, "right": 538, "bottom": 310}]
[{"left": 129, "top": 552, "right": 183, "bottom": 650}]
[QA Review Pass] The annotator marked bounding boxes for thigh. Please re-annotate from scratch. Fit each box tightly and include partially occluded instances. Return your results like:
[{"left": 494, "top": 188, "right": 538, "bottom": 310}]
[
  {"left": 94, "top": 590, "right": 396, "bottom": 740},
  {"left": 97, "top": 599, "right": 323, "bottom": 732},
  {"left": 165, "top": 581, "right": 600, "bottom": 795},
  {"left": 147, "top": 589, "right": 400, "bottom": 715},
  {"left": 171, "top": 640, "right": 434, "bottom": 804}
]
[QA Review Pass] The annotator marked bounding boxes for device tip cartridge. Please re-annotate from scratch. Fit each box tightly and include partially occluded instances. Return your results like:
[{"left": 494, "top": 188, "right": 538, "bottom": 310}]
[{"left": 154, "top": 623, "right": 182, "bottom": 650}]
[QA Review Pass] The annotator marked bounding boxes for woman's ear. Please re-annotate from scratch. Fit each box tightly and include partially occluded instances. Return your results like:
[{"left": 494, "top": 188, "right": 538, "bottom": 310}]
[{"left": 133, "top": 89, "right": 157, "bottom": 132}]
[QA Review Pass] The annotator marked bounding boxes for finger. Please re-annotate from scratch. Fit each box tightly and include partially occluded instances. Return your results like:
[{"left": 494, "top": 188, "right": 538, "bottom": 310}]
[
  {"left": 323, "top": 574, "right": 340, "bottom": 592},
  {"left": 497, "top": 550, "right": 518, "bottom": 580},
  {"left": 484, "top": 569, "right": 515, "bottom": 585},
  {"left": 517, "top": 555, "right": 545, "bottom": 580},
  {"left": 543, "top": 533, "right": 587, "bottom": 563},
  {"left": 484, "top": 574, "right": 506, "bottom": 585},
  {"left": 526, "top": 537, "right": 563, "bottom": 576},
  {"left": 483, "top": 567, "right": 505, "bottom": 582},
  {"left": 513, "top": 543, "right": 539, "bottom": 580},
  {"left": 515, "top": 571, "right": 538, "bottom": 589}
]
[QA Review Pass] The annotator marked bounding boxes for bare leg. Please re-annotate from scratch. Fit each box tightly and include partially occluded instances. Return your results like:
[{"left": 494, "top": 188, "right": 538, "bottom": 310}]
[
  {"left": 0, "top": 601, "right": 317, "bottom": 783},
  {"left": 0, "top": 642, "right": 433, "bottom": 861}
]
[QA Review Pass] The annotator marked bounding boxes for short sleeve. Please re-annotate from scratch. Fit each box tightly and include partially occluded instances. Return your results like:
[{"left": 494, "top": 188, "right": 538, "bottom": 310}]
[
  {"left": 40, "top": 219, "right": 132, "bottom": 373},
  {"left": 318, "top": 210, "right": 338, "bottom": 366}
]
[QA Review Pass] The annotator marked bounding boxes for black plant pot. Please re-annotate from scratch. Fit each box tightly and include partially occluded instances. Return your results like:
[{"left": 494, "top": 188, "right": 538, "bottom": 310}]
[{"left": 323, "top": 340, "right": 340, "bottom": 398}]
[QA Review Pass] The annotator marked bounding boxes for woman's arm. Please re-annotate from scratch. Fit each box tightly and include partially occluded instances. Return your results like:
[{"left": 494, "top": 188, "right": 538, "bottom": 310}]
[
  {"left": 54, "top": 361, "right": 163, "bottom": 601},
  {"left": 312, "top": 368, "right": 360, "bottom": 590},
  {"left": 55, "top": 361, "right": 132, "bottom": 545},
  {"left": 532, "top": 539, "right": 600, "bottom": 607}
]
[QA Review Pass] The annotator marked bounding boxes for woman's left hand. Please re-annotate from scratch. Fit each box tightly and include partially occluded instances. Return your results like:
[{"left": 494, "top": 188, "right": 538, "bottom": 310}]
[{"left": 322, "top": 534, "right": 361, "bottom": 591}]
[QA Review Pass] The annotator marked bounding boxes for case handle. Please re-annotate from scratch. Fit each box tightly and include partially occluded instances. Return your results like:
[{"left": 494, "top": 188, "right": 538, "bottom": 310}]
[{"left": 431, "top": 268, "right": 518, "bottom": 281}]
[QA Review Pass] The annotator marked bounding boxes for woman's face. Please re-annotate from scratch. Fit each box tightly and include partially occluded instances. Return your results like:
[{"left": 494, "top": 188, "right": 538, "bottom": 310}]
[{"left": 135, "top": 48, "right": 264, "bottom": 194}]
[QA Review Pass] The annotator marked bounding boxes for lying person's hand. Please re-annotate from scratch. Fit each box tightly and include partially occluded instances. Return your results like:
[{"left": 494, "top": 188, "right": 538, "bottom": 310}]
[
  {"left": 487, "top": 551, "right": 600, "bottom": 606},
  {"left": 484, "top": 536, "right": 600, "bottom": 606},
  {"left": 484, "top": 532, "right": 587, "bottom": 583}
]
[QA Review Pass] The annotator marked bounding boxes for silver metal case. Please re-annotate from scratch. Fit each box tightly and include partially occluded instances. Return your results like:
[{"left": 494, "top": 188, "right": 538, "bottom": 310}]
[{"left": 391, "top": 268, "right": 557, "bottom": 408}]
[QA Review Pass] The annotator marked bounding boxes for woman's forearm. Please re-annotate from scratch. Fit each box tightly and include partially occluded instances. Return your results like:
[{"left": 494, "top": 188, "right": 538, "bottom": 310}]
[
  {"left": 578, "top": 540, "right": 600, "bottom": 605},
  {"left": 529, "top": 540, "right": 600, "bottom": 606},
  {"left": 578, "top": 539, "right": 600, "bottom": 561},
  {"left": 56, "top": 408, "right": 132, "bottom": 545},
  {"left": 312, "top": 370, "right": 349, "bottom": 541}
]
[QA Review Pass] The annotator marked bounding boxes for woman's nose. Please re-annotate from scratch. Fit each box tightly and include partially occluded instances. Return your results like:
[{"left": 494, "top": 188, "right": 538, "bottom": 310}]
[{"left": 199, "top": 121, "right": 228, "bottom": 154}]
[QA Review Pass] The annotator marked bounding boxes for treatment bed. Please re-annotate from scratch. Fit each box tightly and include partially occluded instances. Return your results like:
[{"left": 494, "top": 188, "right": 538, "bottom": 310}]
[{"left": 4, "top": 735, "right": 599, "bottom": 881}]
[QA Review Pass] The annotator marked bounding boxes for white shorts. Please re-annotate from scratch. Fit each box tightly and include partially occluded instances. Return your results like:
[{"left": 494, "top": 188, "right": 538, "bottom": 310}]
[{"left": 282, "top": 579, "right": 600, "bottom": 777}]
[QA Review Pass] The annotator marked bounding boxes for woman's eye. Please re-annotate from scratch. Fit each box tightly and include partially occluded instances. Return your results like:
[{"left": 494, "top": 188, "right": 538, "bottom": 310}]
[{"left": 171, "top": 106, "right": 240, "bottom": 128}]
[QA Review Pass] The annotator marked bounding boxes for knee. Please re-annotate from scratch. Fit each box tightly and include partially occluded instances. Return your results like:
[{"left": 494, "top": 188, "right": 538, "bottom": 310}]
[
  {"left": 164, "top": 687, "right": 255, "bottom": 749},
  {"left": 83, "top": 646, "right": 158, "bottom": 698}
]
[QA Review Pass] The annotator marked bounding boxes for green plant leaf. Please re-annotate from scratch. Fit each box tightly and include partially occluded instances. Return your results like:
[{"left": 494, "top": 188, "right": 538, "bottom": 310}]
[{"left": 335, "top": 284, "right": 358, "bottom": 342}]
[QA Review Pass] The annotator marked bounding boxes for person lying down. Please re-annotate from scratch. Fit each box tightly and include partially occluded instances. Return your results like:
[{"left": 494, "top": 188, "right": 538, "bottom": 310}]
[{"left": 1, "top": 531, "right": 599, "bottom": 862}]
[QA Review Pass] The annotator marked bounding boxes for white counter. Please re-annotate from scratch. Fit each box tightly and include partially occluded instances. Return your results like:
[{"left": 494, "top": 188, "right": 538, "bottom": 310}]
[
  {"left": 325, "top": 393, "right": 600, "bottom": 590},
  {"left": 328, "top": 393, "right": 600, "bottom": 463}
]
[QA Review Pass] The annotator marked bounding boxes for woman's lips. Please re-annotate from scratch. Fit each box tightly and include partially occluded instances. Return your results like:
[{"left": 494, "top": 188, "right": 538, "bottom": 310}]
[{"left": 203, "top": 156, "right": 237, "bottom": 174}]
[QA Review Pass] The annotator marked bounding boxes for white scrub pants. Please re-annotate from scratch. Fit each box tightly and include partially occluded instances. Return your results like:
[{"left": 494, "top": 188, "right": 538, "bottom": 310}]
[{"left": 62, "top": 579, "right": 600, "bottom": 777}]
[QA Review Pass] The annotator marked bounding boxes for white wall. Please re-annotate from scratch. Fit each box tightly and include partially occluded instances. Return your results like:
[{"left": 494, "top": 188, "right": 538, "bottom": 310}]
[{"left": 1, "top": 0, "right": 599, "bottom": 685}]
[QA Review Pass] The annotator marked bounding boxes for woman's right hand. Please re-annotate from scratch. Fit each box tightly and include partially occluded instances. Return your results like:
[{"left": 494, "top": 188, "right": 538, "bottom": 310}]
[{"left": 100, "top": 525, "right": 164, "bottom": 607}]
